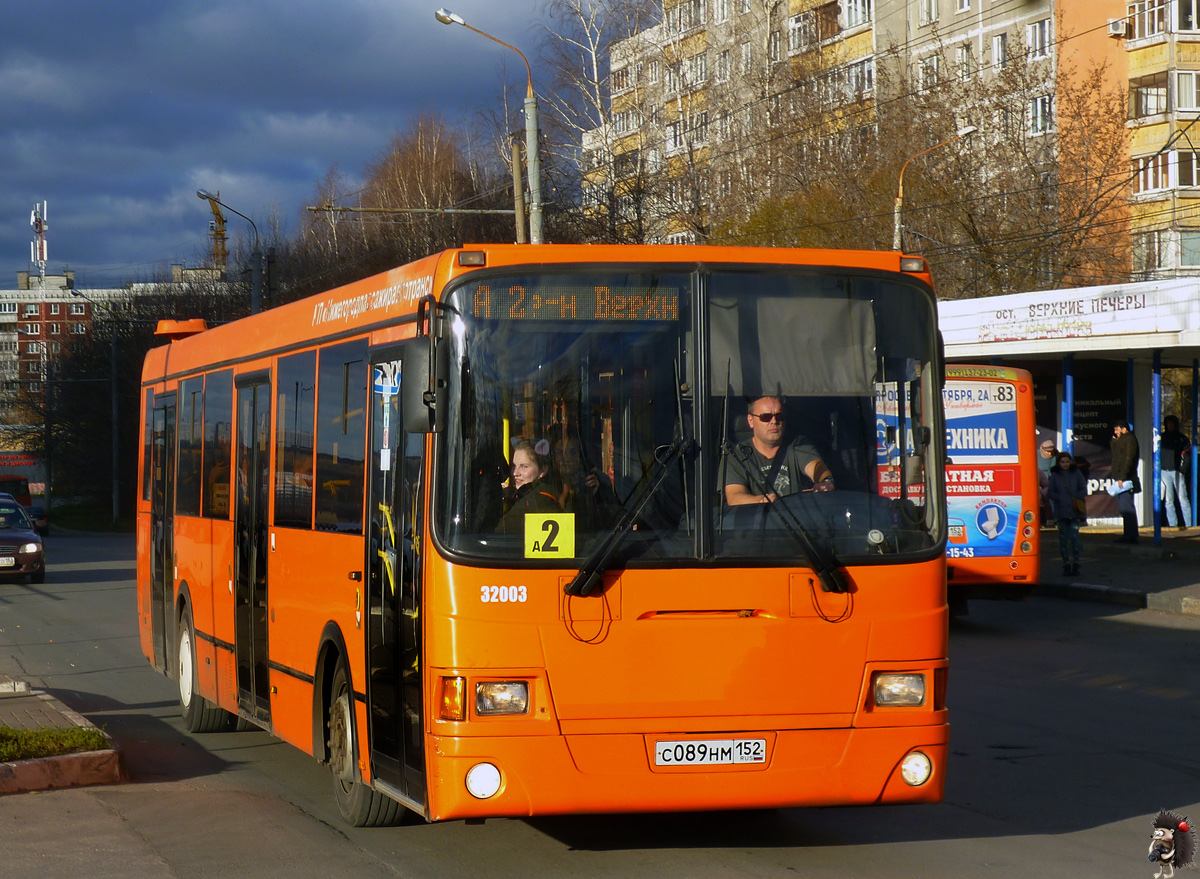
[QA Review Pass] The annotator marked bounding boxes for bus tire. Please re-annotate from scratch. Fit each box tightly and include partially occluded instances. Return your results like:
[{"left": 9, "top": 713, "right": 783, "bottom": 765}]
[
  {"left": 178, "top": 606, "right": 235, "bottom": 733},
  {"left": 328, "top": 662, "right": 404, "bottom": 827}
]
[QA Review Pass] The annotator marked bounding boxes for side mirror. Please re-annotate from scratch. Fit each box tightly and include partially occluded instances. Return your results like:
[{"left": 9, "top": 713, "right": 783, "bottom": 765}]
[{"left": 402, "top": 336, "right": 449, "bottom": 433}]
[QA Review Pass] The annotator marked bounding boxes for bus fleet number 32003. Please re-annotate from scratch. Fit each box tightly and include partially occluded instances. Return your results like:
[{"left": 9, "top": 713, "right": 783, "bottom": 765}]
[
  {"left": 480, "top": 585, "right": 528, "bottom": 602},
  {"left": 654, "top": 739, "right": 767, "bottom": 766}
]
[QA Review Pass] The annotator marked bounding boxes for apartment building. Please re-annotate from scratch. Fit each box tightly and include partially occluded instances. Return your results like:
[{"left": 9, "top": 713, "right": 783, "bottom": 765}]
[
  {"left": 583, "top": 0, "right": 882, "bottom": 243},
  {"left": 1125, "top": 0, "right": 1200, "bottom": 277},
  {"left": 0, "top": 272, "right": 124, "bottom": 423},
  {"left": 583, "top": 0, "right": 1134, "bottom": 286}
]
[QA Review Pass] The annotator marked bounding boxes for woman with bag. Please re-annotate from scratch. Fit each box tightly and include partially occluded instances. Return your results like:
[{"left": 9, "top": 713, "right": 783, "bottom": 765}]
[{"left": 1047, "top": 451, "right": 1088, "bottom": 576}]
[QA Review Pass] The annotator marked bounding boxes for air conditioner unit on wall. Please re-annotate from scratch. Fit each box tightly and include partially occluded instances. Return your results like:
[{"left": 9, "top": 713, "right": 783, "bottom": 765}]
[{"left": 1108, "top": 18, "right": 1128, "bottom": 37}]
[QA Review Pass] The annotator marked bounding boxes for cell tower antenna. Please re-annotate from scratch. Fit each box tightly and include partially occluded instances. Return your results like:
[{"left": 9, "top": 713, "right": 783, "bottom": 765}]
[{"left": 30, "top": 201, "right": 48, "bottom": 284}]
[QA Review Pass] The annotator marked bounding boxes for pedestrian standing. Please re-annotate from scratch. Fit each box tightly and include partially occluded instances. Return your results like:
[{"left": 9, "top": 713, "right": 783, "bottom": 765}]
[
  {"left": 1110, "top": 420, "right": 1141, "bottom": 544},
  {"left": 1160, "top": 415, "right": 1191, "bottom": 530},
  {"left": 1047, "top": 451, "right": 1087, "bottom": 576},
  {"left": 1037, "top": 439, "right": 1056, "bottom": 525}
]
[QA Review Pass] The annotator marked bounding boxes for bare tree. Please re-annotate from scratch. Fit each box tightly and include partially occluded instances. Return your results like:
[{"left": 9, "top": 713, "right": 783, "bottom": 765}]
[
  {"left": 283, "top": 115, "right": 512, "bottom": 300},
  {"left": 535, "top": 0, "right": 663, "bottom": 242},
  {"left": 711, "top": 24, "right": 1131, "bottom": 299}
]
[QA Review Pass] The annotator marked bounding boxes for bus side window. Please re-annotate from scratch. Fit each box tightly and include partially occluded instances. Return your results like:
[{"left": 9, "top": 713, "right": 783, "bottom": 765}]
[
  {"left": 143, "top": 389, "right": 154, "bottom": 503},
  {"left": 275, "top": 351, "right": 317, "bottom": 529},
  {"left": 315, "top": 339, "right": 369, "bottom": 535},
  {"left": 203, "top": 370, "right": 234, "bottom": 520},
  {"left": 177, "top": 376, "right": 204, "bottom": 517}
]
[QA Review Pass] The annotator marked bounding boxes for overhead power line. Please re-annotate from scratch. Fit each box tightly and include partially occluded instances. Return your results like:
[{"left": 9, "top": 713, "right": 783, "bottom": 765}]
[{"left": 307, "top": 205, "right": 516, "bottom": 216}]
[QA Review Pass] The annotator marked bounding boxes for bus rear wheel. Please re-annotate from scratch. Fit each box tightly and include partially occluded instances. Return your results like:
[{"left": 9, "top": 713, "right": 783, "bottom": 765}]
[
  {"left": 177, "top": 606, "right": 235, "bottom": 733},
  {"left": 328, "top": 662, "right": 404, "bottom": 827}
]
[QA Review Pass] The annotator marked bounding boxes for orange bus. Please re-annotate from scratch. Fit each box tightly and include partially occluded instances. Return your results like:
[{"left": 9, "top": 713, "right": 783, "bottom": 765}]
[
  {"left": 137, "top": 244, "right": 949, "bottom": 826},
  {"left": 943, "top": 365, "right": 1040, "bottom": 602}
]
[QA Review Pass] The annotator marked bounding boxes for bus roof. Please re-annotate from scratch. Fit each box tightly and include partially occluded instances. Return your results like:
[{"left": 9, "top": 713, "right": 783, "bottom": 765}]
[{"left": 142, "top": 244, "right": 935, "bottom": 385}]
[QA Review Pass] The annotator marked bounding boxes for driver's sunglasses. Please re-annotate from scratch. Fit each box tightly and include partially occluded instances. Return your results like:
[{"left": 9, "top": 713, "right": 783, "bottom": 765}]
[{"left": 752, "top": 412, "right": 784, "bottom": 423}]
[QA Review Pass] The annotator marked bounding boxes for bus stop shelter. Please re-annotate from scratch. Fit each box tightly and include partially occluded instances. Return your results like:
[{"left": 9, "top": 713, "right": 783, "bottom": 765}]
[{"left": 938, "top": 279, "right": 1200, "bottom": 546}]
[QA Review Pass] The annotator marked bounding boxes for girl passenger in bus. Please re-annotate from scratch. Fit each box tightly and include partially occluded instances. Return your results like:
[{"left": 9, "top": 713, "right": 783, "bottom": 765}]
[{"left": 498, "top": 440, "right": 561, "bottom": 532}]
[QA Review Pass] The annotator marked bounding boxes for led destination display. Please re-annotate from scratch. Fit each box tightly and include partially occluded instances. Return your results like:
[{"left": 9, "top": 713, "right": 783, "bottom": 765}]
[{"left": 470, "top": 283, "right": 681, "bottom": 322}]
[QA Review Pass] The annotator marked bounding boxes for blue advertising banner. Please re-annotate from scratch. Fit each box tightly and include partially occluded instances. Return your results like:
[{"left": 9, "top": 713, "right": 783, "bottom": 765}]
[{"left": 944, "top": 381, "right": 1019, "bottom": 465}]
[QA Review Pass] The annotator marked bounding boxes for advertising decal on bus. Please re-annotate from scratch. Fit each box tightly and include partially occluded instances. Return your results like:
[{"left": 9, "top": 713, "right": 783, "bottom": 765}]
[{"left": 944, "top": 380, "right": 1021, "bottom": 559}]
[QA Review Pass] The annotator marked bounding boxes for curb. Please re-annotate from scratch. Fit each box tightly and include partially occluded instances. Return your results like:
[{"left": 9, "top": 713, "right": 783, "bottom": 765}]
[
  {"left": 1034, "top": 580, "right": 1148, "bottom": 609},
  {"left": 0, "top": 689, "right": 125, "bottom": 795}
]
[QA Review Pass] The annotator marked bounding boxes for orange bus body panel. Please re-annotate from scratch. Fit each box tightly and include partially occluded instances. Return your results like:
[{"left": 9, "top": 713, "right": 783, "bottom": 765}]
[
  {"left": 174, "top": 515, "right": 220, "bottom": 696},
  {"left": 136, "top": 506, "right": 153, "bottom": 663},
  {"left": 423, "top": 726, "right": 948, "bottom": 820},
  {"left": 417, "top": 551, "right": 948, "bottom": 818}
]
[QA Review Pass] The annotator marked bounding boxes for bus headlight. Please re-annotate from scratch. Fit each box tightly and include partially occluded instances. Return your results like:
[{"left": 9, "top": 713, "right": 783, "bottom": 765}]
[
  {"left": 465, "top": 762, "right": 502, "bottom": 799},
  {"left": 900, "top": 751, "right": 932, "bottom": 786},
  {"left": 476, "top": 681, "right": 529, "bottom": 716},
  {"left": 873, "top": 673, "right": 926, "bottom": 706}
]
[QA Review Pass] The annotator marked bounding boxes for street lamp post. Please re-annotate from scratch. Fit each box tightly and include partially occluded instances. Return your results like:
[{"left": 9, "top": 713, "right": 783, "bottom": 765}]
[
  {"left": 893, "top": 125, "right": 978, "bottom": 252},
  {"left": 435, "top": 8, "right": 543, "bottom": 244},
  {"left": 196, "top": 189, "right": 264, "bottom": 313}
]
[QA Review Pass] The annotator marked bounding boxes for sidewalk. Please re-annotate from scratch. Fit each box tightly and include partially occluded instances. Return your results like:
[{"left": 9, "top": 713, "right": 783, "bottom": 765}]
[
  {"left": 0, "top": 673, "right": 124, "bottom": 795},
  {"left": 1035, "top": 524, "right": 1200, "bottom": 615}
]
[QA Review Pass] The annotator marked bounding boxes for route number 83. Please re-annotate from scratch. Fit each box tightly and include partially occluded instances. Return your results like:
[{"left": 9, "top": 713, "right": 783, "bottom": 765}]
[{"left": 481, "top": 585, "right": 528, "bottom": 603}]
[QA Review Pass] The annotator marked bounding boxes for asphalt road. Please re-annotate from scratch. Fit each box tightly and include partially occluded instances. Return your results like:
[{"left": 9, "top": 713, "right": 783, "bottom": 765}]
[{"left": 0, "top": 533, "right": 1196, "bottom": 878}]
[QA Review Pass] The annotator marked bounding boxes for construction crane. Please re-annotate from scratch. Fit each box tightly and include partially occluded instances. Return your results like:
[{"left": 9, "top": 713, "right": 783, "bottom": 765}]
[{"left": 199, "top": 192, "right": 228, "bottom": 272}]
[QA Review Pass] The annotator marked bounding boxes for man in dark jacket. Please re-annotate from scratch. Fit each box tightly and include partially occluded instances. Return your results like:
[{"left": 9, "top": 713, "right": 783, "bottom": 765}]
[
  {"left": 1110, "top": 420, "right": 1141, "bottom": 543},
  {"left": 1160, "top": 415, "right": 1191, "bottom": 529}
]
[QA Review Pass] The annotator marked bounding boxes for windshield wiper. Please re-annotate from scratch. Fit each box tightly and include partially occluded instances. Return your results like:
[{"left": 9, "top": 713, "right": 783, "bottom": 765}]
[{"left": 563, "top": 437, "right": 693, "bottom": 597}]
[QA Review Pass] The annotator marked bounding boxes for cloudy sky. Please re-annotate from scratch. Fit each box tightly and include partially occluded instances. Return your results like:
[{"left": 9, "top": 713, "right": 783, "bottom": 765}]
[{"left": 0, "top": 0, "right": 545, "bottom": 288}]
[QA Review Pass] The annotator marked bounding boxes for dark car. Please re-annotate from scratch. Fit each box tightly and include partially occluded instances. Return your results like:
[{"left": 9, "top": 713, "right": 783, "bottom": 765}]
[
  {"left": 0, "top": 501, "right": 45, "bottom": 584},
  {"left": 25, "top": 504, "right": 48, "bottom": 537}
]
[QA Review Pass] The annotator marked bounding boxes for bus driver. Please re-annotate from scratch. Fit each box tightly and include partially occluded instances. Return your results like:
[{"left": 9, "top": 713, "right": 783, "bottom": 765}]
[{"left": 724, "top": 395, "right": 835, "bottom": 505}]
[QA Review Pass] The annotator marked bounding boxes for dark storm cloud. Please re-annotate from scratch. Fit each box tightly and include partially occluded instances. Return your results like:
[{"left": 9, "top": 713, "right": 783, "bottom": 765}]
[{"left": 0, "top": 0, "right": 544, "bottom": 286}]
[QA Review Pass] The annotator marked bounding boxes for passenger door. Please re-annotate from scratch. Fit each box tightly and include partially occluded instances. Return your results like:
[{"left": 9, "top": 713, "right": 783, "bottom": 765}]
[
  {"left": 149, "top": 394, "right": 176, "bottom": 674},
  {"left": 234, "top": 374, "right": 272, "bottom": 722},
  {"left": 364, "top": 349, "right": 427, "bottom": 809}
]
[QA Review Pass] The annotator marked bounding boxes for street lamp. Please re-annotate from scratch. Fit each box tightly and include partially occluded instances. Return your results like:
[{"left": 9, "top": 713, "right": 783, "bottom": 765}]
[
  {"left": 435, "top": 8, "right": 543, "bottom": 244},
  {"left": 893, "top": 125, "right": 978, "bottom": 252},
  {"left": 196, "top": 189, "right": 265, "bottom": 313}
]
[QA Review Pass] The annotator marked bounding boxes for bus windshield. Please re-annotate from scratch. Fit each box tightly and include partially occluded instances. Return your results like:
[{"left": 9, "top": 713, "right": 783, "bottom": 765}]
[{"left": 436, "top": 267, "right": 943, "bottom": 566}]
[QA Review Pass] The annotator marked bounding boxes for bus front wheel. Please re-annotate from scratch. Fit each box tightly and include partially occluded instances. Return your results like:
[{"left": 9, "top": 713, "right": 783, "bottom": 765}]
[
  {"left": 178, "top": 606, "right": 235, "bottom": 733},
  {"left": 327, "top": 662, "right": 404, "bottom": 827}
]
